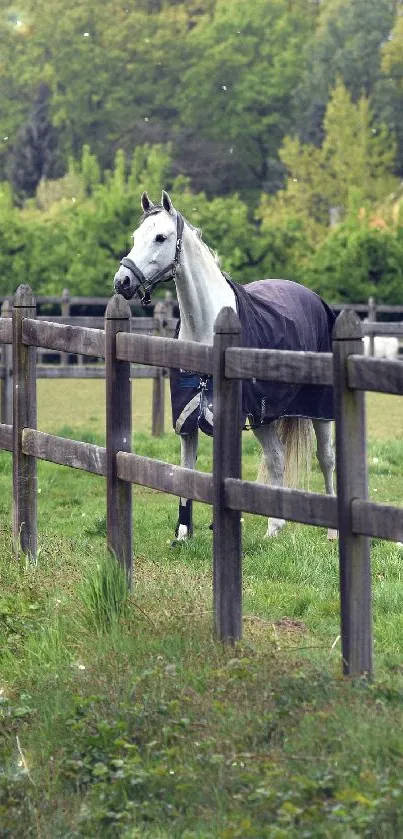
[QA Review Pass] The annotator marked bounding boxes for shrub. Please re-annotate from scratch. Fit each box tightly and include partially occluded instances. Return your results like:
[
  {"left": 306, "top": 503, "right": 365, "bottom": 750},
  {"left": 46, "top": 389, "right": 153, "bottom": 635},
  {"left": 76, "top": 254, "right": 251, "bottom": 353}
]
[{"left": 305, "top": 221, "right": 403, "bottom": 303}]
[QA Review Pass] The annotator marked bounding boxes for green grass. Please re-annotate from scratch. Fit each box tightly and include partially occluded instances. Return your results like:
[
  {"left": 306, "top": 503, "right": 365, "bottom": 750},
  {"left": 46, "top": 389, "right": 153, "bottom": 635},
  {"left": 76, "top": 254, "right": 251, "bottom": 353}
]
[{"left": 0, "top": 382, "right": 402, "bottom": 837}]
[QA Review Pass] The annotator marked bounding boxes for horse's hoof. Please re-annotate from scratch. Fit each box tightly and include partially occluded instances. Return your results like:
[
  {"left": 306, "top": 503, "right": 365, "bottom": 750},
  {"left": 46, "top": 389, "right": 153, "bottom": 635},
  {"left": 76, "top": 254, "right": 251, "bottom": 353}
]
[
  {"left": 327, "top": 528, "right": 338, "bottom": 541},
  {"left": 265, "top": 519, "right": 286, "bottom": 538},
  {"left": 209, "top": 522, "right": 213, "bottom": 530}
]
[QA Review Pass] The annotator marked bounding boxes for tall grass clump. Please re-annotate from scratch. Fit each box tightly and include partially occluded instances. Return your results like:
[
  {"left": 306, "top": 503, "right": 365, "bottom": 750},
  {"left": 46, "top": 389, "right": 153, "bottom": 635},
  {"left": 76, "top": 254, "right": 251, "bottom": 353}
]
[{"left": 78, "top": 553, "right": 129, "bottom": 634}]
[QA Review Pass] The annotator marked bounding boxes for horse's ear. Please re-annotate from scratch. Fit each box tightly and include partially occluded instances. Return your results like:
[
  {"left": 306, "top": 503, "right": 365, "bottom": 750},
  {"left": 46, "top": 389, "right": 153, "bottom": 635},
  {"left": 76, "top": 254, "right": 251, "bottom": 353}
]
[
  {"left": 141, "top": 192, "right": 154, "bottom": 213},
  {"left": 162, "top": 190, "right": 174, "bottom": 214}
]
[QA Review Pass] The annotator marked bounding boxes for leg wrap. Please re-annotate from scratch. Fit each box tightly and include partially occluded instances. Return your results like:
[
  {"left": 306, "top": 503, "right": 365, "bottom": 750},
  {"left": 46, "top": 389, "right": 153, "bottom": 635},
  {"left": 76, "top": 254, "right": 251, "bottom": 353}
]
[{"left": 175, "top": 499, "right": 193, "bottom": 537}]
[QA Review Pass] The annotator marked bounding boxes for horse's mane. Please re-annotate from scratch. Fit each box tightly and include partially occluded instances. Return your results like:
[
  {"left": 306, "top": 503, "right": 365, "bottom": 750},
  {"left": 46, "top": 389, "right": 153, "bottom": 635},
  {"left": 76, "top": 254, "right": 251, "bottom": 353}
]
[{"left": 140, "top": 204, "right": 222, "bottom": 268}]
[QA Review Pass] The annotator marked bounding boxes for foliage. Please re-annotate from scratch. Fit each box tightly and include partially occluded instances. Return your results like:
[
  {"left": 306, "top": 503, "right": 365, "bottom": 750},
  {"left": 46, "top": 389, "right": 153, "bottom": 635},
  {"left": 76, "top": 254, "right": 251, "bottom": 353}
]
[
  {"left": 34, "top": 165, "right": 85, "bottom": 211},
  {"left": 0, "top": 73, "right": 401, "bottom": 303},
  {"left": 0, "top": 143, "right": 274, "bottom": 296},
  {"left": 0, "top": 0, "right": 402, "bottom": 304},
  {"left": 0, "top": 0, "right": 321, "bottom": 197},
  {"left": 6, "top": 83, "right": 59, "bottom": 204},
  {"left": 378, "top": 8, "right": 403, "bottom": 175},
  {"left": 257, "top": 79, "right": 399, "bottom": 294},
  {"left": 306, "top": 211, "right": 403, "bottom": 303},
  {"left": 0, "top": 184, "right": 34, "bottom": 293},
  {"left": 295, "top": 0, "right": 397, "bottom": 149},
  {"left": 322, "top": 80, "right": 397, "bottom": 208},
  {"left": 177, "top": 0, "right": 318, "bottom": 195},
  {"left": 265, "top": 80, "right": 397, "bottom": 241},
  {"left": 0, "top": 0, "right": 402, "bottom": 200},
  {"left": 0, "top": 144, "right": 172, "bottom": 297}
]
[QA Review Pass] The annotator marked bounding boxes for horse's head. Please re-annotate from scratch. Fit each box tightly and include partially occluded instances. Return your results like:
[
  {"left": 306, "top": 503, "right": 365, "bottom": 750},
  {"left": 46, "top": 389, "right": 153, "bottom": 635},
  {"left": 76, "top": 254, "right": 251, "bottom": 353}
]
[{"left": 114, "top": 190, "right": 183, "bottom": 304}]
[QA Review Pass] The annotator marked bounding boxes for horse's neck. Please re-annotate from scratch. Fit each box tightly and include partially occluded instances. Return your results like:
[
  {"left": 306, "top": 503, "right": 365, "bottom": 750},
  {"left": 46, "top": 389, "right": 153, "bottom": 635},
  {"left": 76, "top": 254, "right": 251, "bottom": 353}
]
[{"left": 174, "top": 230, "right": 236, "bottom": 344}]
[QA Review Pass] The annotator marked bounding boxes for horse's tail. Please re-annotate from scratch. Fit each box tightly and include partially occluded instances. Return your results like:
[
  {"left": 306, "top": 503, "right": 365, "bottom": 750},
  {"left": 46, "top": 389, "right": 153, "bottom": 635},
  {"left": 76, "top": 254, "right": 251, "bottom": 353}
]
[
  {"left": 278, "top": 418, "right": 314, "bottom": 487},
  {"left": 257, "top": 418, "right": 314, "bottom": 488}
]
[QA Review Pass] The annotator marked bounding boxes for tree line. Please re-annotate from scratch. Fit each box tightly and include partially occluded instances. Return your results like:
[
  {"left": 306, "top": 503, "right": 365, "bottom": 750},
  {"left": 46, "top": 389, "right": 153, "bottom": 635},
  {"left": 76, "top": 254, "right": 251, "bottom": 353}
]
[{"left": 1, "top": 0, "right": 403, "bottom": 304}]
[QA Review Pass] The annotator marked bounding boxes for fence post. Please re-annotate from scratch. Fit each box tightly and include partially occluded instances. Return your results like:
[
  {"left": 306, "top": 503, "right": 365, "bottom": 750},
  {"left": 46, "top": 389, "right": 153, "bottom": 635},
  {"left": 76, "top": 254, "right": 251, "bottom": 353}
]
[
  {"left": 61, "top": 287, "right": 70, "bottom": 366},
  {"left": 105, "top": 294, "right": 132, "bottom": 587},
  {"left": 213, "top": 307, "right": 243, "bottom": 642},
  {"left": 368, "top": 295, "right": 376, "bottom": 356},
  {"left": 1, "top": 300, "right": 13, "bottom": 425},
  {"left": 164, "top": 289, "right": 174, "bottom": 321},
  {"left": 13, "top": 285, "right": 37, "bottom": 560},
  {"left": 333, "top": 310, "right": 372, "bottom": 677},
  {"left": 152, "top": 300, "right": 165, "bottom": 437}
]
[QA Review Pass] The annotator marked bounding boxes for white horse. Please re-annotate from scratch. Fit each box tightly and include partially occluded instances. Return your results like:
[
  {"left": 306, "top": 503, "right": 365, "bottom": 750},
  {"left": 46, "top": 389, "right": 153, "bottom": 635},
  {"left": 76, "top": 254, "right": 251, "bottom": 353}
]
[
  {"left": 114, "top": 191, "right": 337, "bottom": 541},
  {"left": 363, "top": 327, "right": 399, "bottom": 359}
]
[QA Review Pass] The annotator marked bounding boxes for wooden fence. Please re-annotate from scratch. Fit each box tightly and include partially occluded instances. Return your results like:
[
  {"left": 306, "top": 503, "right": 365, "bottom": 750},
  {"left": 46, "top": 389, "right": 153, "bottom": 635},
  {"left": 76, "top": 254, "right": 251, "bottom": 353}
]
[
  {"left": 1, "top": 289, "right": 403, "bottom": 316},
  {"left": 0, "top": 295, "right": 177, "bottom": 434},
  {"left": 1, "top": 291, "right": 402, "bottom": 435},
  {"left": 2, "top": 284, "right": 403, "bottom": 678}
]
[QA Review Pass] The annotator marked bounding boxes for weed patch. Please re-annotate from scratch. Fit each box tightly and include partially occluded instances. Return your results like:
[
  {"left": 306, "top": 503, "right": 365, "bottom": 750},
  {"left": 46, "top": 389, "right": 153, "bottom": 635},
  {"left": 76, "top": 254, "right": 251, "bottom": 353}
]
[{"left": 78, "top": 553, "right": 130, "bottom": 634}]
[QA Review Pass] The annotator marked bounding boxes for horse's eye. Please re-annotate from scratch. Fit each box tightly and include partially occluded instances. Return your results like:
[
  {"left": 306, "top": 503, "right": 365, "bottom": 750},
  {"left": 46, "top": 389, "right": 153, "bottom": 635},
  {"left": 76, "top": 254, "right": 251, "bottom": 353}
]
[{"left": 155, "top": 234, "right": 166, "bottom": 243}]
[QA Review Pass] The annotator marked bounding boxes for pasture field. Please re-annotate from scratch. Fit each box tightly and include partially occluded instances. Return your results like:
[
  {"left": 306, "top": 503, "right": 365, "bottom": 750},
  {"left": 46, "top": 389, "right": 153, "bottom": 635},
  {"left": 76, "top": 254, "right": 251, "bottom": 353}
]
[{"left": 0, "top": 380, "right": 403, "bottom": 837}]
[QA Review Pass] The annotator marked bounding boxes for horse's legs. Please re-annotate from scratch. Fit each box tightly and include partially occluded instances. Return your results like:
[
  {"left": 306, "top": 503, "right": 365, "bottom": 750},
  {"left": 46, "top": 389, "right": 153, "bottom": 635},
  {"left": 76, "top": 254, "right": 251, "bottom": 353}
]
[
  {"left": 175, "top": 428, "right": 199, "bottom": 541},
  {"left": 253, "top": 422, "right": 286, "bottom": 537},
  {"left": 312, "top": 419, "right": 337, "bottom": 540}
]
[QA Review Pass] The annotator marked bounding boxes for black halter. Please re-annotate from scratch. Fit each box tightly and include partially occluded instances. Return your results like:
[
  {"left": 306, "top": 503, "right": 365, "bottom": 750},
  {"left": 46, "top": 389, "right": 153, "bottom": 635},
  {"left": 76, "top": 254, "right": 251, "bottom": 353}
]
[{"left": 119, "top": 208, "right": 185, "bottom": 305}]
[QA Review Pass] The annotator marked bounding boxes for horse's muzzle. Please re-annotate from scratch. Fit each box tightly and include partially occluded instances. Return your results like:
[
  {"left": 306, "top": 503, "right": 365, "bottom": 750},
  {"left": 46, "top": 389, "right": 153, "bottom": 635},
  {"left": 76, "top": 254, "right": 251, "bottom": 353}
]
[{"left": 113, "top": 268, "right": 139, "bottom": 300}]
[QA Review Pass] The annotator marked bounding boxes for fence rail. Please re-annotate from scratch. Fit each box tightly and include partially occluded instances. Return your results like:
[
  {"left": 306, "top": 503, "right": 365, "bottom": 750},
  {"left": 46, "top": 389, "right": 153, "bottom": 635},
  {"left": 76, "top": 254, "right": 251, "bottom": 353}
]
[
  {"left": 348, "top": 356, "right": 403, "bottom": 394},
  {"left": 0, "top": 296, "right": 175, "bottom": 432},
  {"left": 2, "top": 284, "right": 403, "bottom": 678},
  {"left": 225, "top": 347, "right": 334, "bottom": 385},
  {"left": 1, "top": 292, "right": 402, "bottom": 432},
  {"left": 1, "top": 290, "right": 402, "bottom": 315},
  {"left": 22, "top": 429, "right": 107, "bottom": 476}
]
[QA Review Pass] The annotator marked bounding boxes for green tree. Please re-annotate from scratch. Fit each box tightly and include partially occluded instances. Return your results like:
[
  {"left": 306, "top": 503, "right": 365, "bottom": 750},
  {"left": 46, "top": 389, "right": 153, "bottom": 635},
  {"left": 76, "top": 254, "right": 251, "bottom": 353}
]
[
  {"left": 321, "top": 80, "right": 397, "bottom": 207},
  {"left": 178, "top": 0, "right": 318, "bottom": 196},
  {"left": 0, "top": 0, "right": 318, "bottom": 198},
  {"left": 0, "top": 143, "right": 274, "bottom": 298},
  {"left": 0, "top": 184, "right": 34, "bottom": 294},
  {"left": 0, "top": 3, "right": 36, "bottom": 178},
  {"left": 32, "top": 144, "right": 175, "bottom": 296},
  {"left": 295, "top": 0, "right": 397, "bottom": 146},
  {"left": 258, "top": 80, "right": 397, "bottom": 249},
  {"left": 7, "top": 84, "right": 58, "bottom": 204},
  {"left": 306, "top": 214, "right": 403, "bottom": 304},
  {"left": 379, "top": 10, "right": 403, "bottom": 175},
  {"left": 2, "top": 0, "right": 401, "bottom": 204},
  {"left": 0, "top": 0, "right": 197, "bottom": 182}
]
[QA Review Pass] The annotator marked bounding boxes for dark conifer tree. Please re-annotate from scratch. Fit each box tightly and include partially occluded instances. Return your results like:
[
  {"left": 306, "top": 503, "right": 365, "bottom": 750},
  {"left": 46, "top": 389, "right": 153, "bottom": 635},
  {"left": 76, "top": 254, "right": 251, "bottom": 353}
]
[{"left": 7, "top": 83, "right": 57, "bottom": 204}]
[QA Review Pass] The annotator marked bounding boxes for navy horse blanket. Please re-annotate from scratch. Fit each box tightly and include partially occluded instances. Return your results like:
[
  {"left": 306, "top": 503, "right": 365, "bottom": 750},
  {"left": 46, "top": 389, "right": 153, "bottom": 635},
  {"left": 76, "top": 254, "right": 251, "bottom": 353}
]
[{"left": 170, "top": 278, "right": 336, "bottom": 436}]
